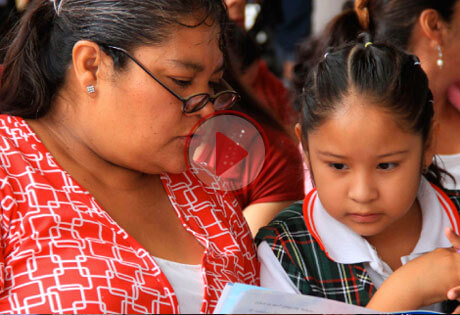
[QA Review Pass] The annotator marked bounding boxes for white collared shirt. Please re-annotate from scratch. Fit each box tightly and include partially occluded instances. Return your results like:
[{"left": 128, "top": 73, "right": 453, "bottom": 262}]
[{"left": 259, "top": 178, "right": 460, "bottom": 310}]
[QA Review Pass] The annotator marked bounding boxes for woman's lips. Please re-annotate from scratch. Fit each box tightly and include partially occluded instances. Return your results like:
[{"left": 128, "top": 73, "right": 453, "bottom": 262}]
[{"left": 347, "top": 213, "right": 382, "bottom": 223}]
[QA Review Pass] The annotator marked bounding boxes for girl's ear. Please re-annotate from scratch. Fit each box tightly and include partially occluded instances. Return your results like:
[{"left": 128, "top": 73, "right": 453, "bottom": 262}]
[
  {"left": 423, "top": 120, "right": 439, "bottom": 167},
  {"left": 295, "top": 123, "right": 316, "bottom": 188},
  {"left": 295, "top": 123, "right": 310, "bottom": 169}
]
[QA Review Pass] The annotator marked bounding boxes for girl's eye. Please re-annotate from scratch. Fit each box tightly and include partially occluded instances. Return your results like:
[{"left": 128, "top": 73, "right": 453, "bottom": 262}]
[
  {"left": 378, "top": 162, "right": 398, "bottom": 170},
  {"left": 329, "top": 163, "right": 348, "bottom": 170},
  {"left": 171, "top": 78, "right": 192, "bottom": 88}
]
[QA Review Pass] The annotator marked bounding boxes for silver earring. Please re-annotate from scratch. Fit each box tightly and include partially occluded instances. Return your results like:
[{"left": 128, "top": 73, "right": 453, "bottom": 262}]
[
  {"left": 87, "top": 85, "right": 95, "bottom": 94},
  {"left": 437, "top": 45, "right": 443, "bottom": 68}
]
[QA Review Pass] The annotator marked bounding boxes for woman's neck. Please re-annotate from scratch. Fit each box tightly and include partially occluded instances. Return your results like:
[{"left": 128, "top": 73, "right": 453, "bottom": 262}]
[{"left": 26, "top": 112, "right": 159, "bottom": 193}]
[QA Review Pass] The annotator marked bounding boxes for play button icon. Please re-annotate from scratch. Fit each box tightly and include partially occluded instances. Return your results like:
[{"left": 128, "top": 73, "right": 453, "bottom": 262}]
[
  {"left": 215, "top": 132, "right": 248, "bottom": 176},
  {"left": 185, "top": 111, "right": 268, "bottom": 191}
]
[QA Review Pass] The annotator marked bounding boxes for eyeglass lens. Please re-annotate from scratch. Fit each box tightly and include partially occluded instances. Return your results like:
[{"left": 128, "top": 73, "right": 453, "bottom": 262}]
[
  {"left": 184, "top": 79, "right": 238, "bottom": 113},
  {"left": 184, "top": 92, "right": 238, "bottom": 113}
]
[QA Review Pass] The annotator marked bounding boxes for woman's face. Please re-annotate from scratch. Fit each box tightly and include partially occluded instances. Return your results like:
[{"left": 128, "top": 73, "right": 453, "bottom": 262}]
[
  {"left": 438, "top": 2, "right": 460, "bottom": 98},
  {"left": 442, "top": 2, "right": 460, "bottom": 110},
  {"left": 81, "top": 21, "right": 224, "bottom": 174},
  {"left": 415, "top": 2, "right": 460, "bottom": 107}
]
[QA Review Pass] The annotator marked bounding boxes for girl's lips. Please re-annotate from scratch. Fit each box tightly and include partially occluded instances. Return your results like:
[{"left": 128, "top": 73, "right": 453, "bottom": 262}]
[{"left": 348, "top": 213, "right": 382, "bottom": 223}]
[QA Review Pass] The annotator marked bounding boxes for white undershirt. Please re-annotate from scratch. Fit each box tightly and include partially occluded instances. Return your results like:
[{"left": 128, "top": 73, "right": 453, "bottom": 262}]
[
  {"left": 437, "top": 153, "right": 460, "bottom": 190},
  {"left": 153, "top": 256, "right": 203, "bottom": 314},
  {"left": 259, "top": 178, "right": 457, "bottom": 312}
]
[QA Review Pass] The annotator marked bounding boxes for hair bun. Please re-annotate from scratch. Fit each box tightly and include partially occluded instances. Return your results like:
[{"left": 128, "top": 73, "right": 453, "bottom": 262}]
[{"left": 354, "top": 0, "right": 370, "bottom": 30}]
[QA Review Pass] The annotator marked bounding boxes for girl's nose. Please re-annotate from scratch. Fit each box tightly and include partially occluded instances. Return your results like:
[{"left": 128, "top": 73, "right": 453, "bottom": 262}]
[{"left": 348, "top": 172, "right": 378, "bottom": 204}]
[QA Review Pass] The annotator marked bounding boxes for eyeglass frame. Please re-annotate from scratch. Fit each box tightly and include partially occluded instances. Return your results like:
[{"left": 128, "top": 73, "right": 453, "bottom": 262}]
[{"left": 105, "top": 45, "right": 240, "bottom": 114}]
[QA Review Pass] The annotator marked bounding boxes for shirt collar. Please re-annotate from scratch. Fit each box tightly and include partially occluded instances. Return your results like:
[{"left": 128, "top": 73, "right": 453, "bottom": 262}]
[{"left": 303, "top": 178, "right": 460, "bottom": 264}]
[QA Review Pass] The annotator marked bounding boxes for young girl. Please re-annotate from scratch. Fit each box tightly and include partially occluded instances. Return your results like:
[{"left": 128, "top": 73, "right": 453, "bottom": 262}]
[{"left": 256, "top": 36, "right": 460, "bottom": 313}]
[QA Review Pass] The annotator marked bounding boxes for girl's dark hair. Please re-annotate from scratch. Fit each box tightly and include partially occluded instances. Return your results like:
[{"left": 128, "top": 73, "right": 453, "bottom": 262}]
[
  {"left": 299, "top": 34, "right": 448, "bottom": 187},
  {"left": 0, "top": 0, "right": 228, "bottom": 118},
  {"left": 293, "top": 0, "right": 459, "bottom": 110}
]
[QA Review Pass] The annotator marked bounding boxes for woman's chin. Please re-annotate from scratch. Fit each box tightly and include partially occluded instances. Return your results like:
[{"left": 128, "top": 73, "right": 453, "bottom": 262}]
[
  {"left": 164, "top": 160, "right": 188, "bottom": 174},
  {"left": 447, "top": 81, "right": 460, "bottom": 112}
]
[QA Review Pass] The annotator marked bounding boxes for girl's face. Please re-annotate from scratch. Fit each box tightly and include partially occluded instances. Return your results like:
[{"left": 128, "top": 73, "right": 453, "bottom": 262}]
[
  {"left": 80, "top": 20, "right": 223, "bottom": 174},
  {"left": 305, "top": 93, "right": 434, "bottom": 238}
]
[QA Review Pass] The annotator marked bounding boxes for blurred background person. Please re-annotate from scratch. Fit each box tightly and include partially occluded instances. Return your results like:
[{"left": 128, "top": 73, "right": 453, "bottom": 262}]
[{"left": 248, "top": 0, "right": 313, "bottom": 84}]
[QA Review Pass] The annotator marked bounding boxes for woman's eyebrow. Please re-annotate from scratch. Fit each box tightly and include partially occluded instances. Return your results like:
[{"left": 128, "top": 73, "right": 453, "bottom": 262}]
[
  {"left": 167, "top": 59, "right": 224, "bottom": 74},
  {"left": 213, "top": 63, "right": 225, "bottom": 74}
]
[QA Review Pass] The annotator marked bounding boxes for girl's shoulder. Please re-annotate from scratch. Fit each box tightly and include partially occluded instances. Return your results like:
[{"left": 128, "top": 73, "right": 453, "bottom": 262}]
[
  {"left": 255, "top": 199, "right": 375, "bottom": 304},
  {"left": 255, "top": 200, "right": 307, "bottom": 244},
  {"left": 255, "top": 200, "right": 323, "bottom": 266}
]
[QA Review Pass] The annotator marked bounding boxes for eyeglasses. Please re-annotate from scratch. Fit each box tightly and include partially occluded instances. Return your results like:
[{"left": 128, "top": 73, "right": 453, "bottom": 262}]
[{"left": 106, "top": 45, "right": 240, "bottom": 114}]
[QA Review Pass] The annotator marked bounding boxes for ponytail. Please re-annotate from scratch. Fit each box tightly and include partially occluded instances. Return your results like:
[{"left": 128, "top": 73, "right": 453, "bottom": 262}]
[{"left": 0, "top": 0, "right": 62, "bottom": 118}]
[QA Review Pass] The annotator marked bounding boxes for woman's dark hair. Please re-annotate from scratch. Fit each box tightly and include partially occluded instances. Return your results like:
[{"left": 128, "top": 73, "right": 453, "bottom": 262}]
[
  {"left": 0, "top": 0, "right": 228, "bottom": 118},
  {"left": 299, "top": 34, "right": 448, "bottom": 187},
  {"left": 293, "top": 0, "right": 459, "bottom": 110}
]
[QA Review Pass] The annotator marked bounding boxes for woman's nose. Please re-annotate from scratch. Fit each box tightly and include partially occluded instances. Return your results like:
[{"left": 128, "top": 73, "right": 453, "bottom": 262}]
[{"left": 196, "top": 100, "right": 215, "bottom": 118}]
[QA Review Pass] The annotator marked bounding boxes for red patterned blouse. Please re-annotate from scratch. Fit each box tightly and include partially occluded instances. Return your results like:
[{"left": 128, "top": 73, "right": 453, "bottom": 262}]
[{"left": 0, "top": 115, "right": 259, "bottom": 314}]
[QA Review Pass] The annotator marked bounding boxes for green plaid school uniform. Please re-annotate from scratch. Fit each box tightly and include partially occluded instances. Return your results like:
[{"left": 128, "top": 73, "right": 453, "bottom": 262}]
[{"left": 255, "top": 183, "right": 460, "bottom": 309}]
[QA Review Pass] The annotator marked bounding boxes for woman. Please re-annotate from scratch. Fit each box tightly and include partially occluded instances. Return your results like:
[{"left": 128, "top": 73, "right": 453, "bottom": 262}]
[
  {"left": 0, "top": 0, "right": 258, "bottom": 313},
  {"left": 295, "top": 0, "right": 460, "bottom": 191}
]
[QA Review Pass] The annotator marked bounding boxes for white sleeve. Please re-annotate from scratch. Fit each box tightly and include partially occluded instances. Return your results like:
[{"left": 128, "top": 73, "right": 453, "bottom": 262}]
[{"left": 257, "top": 241, "right": 300, "bottom": 294}]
